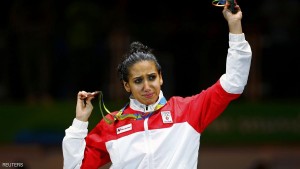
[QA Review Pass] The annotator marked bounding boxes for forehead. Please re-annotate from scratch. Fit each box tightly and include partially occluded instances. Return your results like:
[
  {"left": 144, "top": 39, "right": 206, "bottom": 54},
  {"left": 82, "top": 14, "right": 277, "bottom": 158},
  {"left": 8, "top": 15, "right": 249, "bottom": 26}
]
[{"left": 128, "top": 60, "right": 158, "bottom": 77}]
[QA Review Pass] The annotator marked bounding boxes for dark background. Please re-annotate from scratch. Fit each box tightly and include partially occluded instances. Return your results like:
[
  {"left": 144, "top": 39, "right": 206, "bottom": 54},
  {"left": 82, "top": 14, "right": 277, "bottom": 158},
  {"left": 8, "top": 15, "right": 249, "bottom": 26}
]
[
  {"left": 0, "top": 0, "right": 299, "bottom": 168},
  {"left": 1, "top": 0, "right": 299, "bottom": 102}
]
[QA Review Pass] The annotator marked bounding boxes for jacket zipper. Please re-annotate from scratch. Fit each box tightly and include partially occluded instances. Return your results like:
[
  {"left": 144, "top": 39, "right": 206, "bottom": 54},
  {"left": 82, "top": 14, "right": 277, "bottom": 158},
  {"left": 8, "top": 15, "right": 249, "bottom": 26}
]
[{"left": 144, "top": 106, "right": 153, "bottom": 169}]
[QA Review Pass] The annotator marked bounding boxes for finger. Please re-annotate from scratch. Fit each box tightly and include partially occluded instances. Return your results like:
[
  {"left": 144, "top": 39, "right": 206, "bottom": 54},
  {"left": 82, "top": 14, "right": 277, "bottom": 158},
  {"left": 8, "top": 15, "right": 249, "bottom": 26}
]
[
  {"left": 222, "top": 7, "right": 231, "bottom": 16},
  {"left": 77, "top": 91, "right": 88, "bottom": 107},
  {"left": 86, "top": 91, "right": 100, "bottom": 97},
  {"left": 223, "top": 1, "right": 229, "bottom": 10},
  {"left": 77, "top": 91, "right": 99, "bottom": 105},
  {"left": 223, "top": 2, "right": 231, "bottom": 13},
  {"left": 79, "top": 91, "right": 98, "bottom": 100},
  {"left": 84, "top": 91, "right": 99, "bottom": 103},
  {"left": 85, "top": 91, "right": 99, "bottom": 104},
  {"left": 85, "top": 94, "right": 95, "bottom": 103},
  {"left": 235, "top": 5, "right": 241, "bottom": 12},
  {"left": 93, "top": 91, "right": 100, "bottom": 95},
  {"left": 78, "top": 91, "right": 88, "bottom": 99}
]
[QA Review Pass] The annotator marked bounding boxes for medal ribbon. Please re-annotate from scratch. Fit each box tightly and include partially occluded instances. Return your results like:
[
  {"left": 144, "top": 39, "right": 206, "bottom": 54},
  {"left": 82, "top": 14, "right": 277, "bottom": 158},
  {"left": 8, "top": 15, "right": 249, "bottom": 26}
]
[{"left": 212, "top": 0, "right": 237, "bottom": 13}]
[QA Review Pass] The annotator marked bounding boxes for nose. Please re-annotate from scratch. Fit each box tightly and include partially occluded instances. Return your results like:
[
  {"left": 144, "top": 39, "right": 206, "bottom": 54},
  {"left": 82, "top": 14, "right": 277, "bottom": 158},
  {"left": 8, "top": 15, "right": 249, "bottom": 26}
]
[{"left": 143, "top": 80, "right": 151, "bottom": 91}]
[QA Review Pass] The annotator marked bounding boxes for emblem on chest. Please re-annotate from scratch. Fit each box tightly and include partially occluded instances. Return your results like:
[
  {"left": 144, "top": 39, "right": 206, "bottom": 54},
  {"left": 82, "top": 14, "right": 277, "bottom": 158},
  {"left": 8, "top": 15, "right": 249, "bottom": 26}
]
[{"left": 161, "top": 111, "right": 173, "bottom": 123}]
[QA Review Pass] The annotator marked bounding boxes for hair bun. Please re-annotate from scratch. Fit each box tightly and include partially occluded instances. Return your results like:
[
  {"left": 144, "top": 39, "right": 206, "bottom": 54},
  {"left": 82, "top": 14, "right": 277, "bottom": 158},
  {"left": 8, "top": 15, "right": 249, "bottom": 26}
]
[
  {"left": 129, "top": 41, "right": 152, "bottom": 54},
  {"left": 118, "top": 41, "right": 161, "bottom": 82}
]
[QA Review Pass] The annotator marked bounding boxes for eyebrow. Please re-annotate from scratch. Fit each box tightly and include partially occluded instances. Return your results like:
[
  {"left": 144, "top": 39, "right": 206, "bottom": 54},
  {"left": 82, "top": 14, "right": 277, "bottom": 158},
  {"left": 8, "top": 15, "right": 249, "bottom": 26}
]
[
  {"left": 147, "top": 72, "right": 157, "bottom": 76},
  {"left": 132, "top": 76, "right": 142, "bottom": 81},
  {"left": 131, "top": 72, "right": 157, "bottom": 79}
]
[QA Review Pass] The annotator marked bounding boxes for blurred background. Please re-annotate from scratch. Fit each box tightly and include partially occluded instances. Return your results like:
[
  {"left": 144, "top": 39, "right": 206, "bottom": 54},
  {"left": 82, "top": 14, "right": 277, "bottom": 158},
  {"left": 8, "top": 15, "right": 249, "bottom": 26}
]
[{"left": 0, "top": 0, "right": 299, "bottom": 169}]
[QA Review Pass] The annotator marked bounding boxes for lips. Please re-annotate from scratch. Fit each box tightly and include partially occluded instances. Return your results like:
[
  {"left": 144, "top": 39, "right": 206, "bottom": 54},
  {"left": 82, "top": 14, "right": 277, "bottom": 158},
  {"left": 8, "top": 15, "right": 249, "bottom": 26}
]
[{"left": 143, "top": 93, "right": 154, "bottom": 99}]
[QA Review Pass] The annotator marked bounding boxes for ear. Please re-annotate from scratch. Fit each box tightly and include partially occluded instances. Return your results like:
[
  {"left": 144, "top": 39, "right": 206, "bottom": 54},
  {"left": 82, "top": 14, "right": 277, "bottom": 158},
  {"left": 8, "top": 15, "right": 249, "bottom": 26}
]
[
  {"left": 123, "top": 81, "right": 131, "bottom": 93},
  {"left": 159, "top": 72, "right": 163, "bottom": 86}
]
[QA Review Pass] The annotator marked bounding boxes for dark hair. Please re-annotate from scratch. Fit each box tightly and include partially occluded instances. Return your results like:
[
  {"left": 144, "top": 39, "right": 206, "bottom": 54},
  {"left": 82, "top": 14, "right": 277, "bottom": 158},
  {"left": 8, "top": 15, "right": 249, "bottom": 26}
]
[{"left": 117, "top": 41, "right": 161, "bottom": 82}]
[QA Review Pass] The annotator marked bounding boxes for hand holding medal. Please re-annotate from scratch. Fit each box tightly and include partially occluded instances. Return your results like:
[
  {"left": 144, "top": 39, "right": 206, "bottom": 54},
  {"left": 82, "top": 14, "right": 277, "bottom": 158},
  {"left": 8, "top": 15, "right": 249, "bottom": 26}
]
[{"left": 212, "top": 0, "right": 238, "bottom": 13}]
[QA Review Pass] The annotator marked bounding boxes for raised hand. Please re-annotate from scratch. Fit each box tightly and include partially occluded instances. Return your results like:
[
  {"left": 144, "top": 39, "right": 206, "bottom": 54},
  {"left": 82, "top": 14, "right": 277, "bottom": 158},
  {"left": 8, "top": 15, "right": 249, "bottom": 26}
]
[
  {"left": 76, "top": 91, "right": 99, "bottom": 122},
  {"left": 223, "top": 3, "right": 243, "bottom": 34}
]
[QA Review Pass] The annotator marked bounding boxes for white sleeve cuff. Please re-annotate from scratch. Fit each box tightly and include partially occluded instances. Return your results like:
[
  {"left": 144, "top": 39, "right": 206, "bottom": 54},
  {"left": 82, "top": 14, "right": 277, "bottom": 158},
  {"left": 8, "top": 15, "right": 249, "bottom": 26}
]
[
  {"left": 64, "top": 118, "right": 89, "bottom": 139},
  {"left": 229, "top": 33, "right": 245, "bottom": 42},
  {"left": 72, "top": 118, "right": 89, "bottom": 130}
]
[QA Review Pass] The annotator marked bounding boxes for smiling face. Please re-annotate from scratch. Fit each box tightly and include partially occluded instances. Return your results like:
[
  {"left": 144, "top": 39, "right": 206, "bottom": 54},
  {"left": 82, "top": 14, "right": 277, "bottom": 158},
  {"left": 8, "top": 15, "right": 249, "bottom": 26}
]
[{"left": 123, "top": 60, "right": 163, "bottom": 105}]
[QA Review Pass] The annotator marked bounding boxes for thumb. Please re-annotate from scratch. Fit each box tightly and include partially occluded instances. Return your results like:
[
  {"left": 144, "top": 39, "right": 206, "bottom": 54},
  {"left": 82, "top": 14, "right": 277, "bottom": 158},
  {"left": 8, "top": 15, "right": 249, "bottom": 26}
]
[{"left": 85, "top": 95, "right": 95, "bottom": 106}]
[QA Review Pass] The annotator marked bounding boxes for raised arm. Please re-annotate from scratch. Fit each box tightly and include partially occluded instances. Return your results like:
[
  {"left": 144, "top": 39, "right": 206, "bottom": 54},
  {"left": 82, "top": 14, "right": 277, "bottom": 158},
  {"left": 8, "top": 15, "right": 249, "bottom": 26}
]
[
  {"left": 62, "top": 91, "right": 98, "bottom": 169},
  {"left": 220, "top": 4, "right": 252, "bottom": 94},
  {"left": 195, "top": 4, "right": 252, "bottom": 132}
]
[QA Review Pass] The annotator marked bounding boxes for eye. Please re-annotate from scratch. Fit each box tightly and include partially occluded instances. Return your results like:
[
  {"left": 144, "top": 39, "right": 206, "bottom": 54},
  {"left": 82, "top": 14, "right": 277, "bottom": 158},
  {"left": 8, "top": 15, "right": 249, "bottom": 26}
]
[
  {"left": 134, "top": 78, "right": 142, "bottom": 84},
  {"left": 148, "top": 75, "right": 157, "bottom": 81}
]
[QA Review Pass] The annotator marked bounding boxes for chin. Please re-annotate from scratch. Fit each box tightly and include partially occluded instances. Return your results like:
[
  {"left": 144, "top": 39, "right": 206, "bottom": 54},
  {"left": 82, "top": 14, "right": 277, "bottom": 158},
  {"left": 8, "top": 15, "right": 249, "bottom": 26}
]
[{"left": 144, "top": 98, "right": 158, "bottom": 105}]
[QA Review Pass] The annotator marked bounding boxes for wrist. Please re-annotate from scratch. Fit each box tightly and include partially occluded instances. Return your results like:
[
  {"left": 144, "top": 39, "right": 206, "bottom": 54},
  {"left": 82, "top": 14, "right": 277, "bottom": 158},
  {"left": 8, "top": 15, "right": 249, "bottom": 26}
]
[
  {"left": 228, "top": 21, "right": 242, "bottom": 34},
  {"left": 76, "top": 116, "right": 89, "bottom": 122}
]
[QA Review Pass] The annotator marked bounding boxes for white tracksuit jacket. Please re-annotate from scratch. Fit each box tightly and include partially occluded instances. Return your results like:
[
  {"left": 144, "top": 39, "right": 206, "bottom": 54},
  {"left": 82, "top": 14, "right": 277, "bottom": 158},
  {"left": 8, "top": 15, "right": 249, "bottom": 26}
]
[{"left": 63, "top": 33, "right": 252, "bottom": 169}]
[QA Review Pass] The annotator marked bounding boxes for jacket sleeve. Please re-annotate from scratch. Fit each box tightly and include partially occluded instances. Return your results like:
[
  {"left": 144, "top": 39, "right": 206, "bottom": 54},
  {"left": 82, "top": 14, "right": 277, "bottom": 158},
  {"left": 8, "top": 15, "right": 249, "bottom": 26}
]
[
  {"left": 220, "top": 33, "right": 252, "bottom": 94},
  {"left": 62, "top": 118, "right": 111, "bottom": 169},
  {"left": 62, "top": 118, "right": 88, "bottom": 169},
  {"left": 80, "top": 120, "right": 111, "bottom": 169},
  {"left": 187, "top": 33, "right": 252, "bottom": 133}
]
